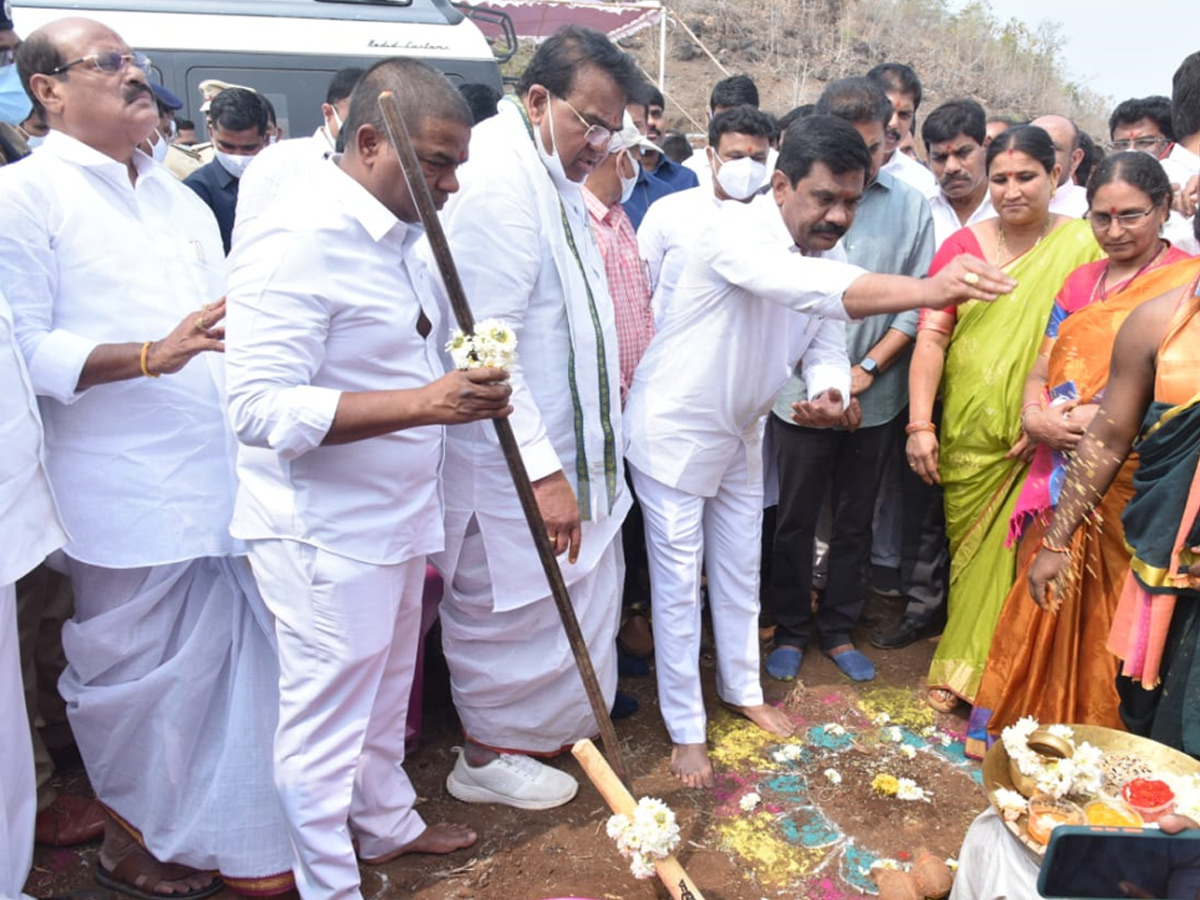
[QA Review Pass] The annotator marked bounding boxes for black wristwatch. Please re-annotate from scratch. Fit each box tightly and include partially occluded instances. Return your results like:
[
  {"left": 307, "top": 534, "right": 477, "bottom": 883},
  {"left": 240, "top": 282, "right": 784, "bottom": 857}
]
[{"left": 859, "top": 356, "right": 879, "bottom": 376}]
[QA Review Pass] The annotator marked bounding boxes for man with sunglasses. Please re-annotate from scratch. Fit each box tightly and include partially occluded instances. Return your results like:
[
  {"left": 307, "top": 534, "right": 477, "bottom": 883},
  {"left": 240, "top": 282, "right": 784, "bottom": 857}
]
[
  {"left": 434, "top": 25, "right": 641, "bottom": 810},
  {"left": 0, "top": 17, "right": 292, "bottom": 900}
]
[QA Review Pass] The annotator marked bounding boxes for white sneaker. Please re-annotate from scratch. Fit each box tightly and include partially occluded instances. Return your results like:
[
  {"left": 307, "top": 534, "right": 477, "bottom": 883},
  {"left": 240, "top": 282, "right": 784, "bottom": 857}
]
[{"left": 446, "top": 750, "right": 578, "bottom": 809}]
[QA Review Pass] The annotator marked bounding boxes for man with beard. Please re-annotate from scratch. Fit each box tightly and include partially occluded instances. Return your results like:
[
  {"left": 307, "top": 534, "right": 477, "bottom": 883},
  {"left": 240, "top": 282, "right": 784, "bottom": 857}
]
[
  {"left": 624, "top": 114, "right": 1014, "bottom": 789},
  {"left": 923, "top": 99, "right": 996, "bottom": 248},
  {"left": 867, "top": 63, "right": 938, "bottom": 199}
]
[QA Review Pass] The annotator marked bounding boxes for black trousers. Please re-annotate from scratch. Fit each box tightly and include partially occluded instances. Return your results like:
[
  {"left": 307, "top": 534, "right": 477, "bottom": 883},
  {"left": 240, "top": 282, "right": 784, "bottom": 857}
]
[
  {"left": 898, "top": 405, "right": 950, "bottom": 623},
  {"left": 768, "top": 414, "right": 899, "bottom": 650}
]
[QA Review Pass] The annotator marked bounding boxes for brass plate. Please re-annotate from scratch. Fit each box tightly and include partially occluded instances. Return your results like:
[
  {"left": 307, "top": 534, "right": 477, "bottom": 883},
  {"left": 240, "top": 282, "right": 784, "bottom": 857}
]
[{"left": 981, "top": 724, "right": 1200, "bottom": 858}]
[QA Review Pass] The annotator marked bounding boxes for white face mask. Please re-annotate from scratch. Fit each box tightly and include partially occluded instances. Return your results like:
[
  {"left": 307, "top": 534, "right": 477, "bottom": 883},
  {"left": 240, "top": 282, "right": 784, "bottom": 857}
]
[
  {"left": 617, "top": 149, "right": 638, "bottom": 205},
  {"left": 150, "top": 129, "right": 169, "bottom": 164},
  {"left": 533, "top": 94, "right": 581, "bottom": 194},
  {"left": 714, "top": 153, "right": 767, "bottom": 201},
  {"left": 215, "top": 150, "right": 254, "bottom": 179}
]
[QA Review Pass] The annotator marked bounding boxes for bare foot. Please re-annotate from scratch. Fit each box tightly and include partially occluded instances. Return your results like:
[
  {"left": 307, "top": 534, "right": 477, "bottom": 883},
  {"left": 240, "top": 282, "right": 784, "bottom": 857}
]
[
  {"left": 669, "top": 742, "right": 714, "bottom": 788},
  {"left": 98, "top": 817, "right": 219, "bottom": 896},
  {"left": 731, "top": 702, "right": 796, "bottom": 738},
  {"left": 360, "top": 823, "right": 477, "bottom": 865}
]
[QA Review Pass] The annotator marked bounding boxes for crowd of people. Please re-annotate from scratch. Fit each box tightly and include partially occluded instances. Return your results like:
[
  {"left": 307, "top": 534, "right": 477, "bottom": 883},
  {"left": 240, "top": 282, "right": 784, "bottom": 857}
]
[{"left": 1, "top": 5, "right": 1199, "bottom": 900}]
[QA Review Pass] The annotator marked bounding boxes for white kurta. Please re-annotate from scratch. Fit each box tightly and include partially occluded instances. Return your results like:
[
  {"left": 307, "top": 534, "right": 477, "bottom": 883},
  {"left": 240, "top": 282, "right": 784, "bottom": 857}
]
[
  {"left": 225, "top": 157, "right": 446, "bottom": 899},
  {"left": 434, "top": 97, "right": 630, "bottom": 751},
  {"left": 0, "top": 131, "right": 290, "bottom": 884},
  {"left": 233, "top": 131, "right": 333, "bottom": 239},
  {"left": 928, "top": 190, "right": 997, "bottom": 250},
  {"left": 882, "top": 148, "right": 939, "bottom": 199},
  {"left": 0, "top": 130, "right": 235, "bottom": 568},
  {"left": 0, "top": 290, "right": 66, "bottom": 900},
  {"left": 637, "top": 184, "right": 721, "bottom": 327},
  {"left": 625, "top": 192, "right": 859, "bottom": 743},
  {"left": 625, "top": 192, "right": 862, "bottom": 499}
]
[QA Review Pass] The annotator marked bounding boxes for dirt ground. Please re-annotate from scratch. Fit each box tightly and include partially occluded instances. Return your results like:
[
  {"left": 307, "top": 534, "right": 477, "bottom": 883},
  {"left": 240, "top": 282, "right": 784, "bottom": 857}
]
[{"left": 27, "top": 591, "right": 993, "bottom": 900}]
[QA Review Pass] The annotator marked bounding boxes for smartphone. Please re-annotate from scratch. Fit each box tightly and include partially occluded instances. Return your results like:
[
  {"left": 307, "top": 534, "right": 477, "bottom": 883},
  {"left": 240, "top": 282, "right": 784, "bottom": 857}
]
[
  {"left": 1048, "top": 380, "right": 1079, "bottom": 407},
  {"left": 1039, "top": 825, "right": 1200, "bottom": 899}
]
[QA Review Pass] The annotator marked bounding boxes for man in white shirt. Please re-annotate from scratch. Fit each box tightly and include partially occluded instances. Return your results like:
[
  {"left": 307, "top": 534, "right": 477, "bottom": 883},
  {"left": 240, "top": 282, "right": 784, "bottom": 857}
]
[
  {"left": 1031, "top": 114, "right": 1089, "bottom": 218},
  {"left": 233, "top": 66, "right": 363, "bottom": 233},
  {"left": 867, "top": 63, "right": 938, "bottom": 199},
  {"left": 923, "top": 99, "right": 996, "bottom": 249},
  {"left": 638, "top": 105, "right": 777, "bottom": 325},
  {"left": 0, "top": 17, "right": 291, "bottom": 897},
  {"left": 226, "top": 60, "right": 508, "bottom": 900},
  {"left": 681, "top": 73, "right": 760, "bottom": 185},
  {"left": 435, "top": 26, "right": 640, "bottom": 810},
  {"left": 0, "top": 288, "right": 69, "bottom": 900},
  {"left": 624, "top": 114, "right": 1016, "bottom": 788}
]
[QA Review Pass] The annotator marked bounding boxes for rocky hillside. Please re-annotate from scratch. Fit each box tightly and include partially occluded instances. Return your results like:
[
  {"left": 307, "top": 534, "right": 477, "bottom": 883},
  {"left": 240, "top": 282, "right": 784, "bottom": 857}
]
[{"left": 610, "top": 0, "right": 1109, "bottom": 141}]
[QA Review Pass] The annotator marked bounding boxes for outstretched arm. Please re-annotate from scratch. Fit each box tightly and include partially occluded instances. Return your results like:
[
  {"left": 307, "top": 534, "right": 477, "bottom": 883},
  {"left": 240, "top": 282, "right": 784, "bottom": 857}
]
[{"left": 1028, "top": 288, "right": 1185, "bottom": 608}]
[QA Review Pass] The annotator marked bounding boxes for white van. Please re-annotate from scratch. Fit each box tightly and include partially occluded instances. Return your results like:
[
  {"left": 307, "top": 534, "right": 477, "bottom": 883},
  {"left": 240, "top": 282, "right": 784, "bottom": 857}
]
[{"left": 12, "top": 0, "right": 511, "bottom": 137}]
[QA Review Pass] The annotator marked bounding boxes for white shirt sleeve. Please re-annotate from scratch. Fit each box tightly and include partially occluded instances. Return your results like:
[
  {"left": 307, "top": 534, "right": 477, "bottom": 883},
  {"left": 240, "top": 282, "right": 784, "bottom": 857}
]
[
  {"left": 700, "top": 202, "right": 866, "bottom": 321},
  {"left": 225, "top": 232, "right": 342, "bottom": 460},
  {"left": 637, "top": 201, "right": 669, "bottom": 295},
  {"left": 799, "top": 317, "right": 851, "bottom": 407},
  {"left": 0, "top": 179, "right": 99, "bottom": 404},
  {"left": 443, "top": 175, "right": 562, "bottom": 481}
]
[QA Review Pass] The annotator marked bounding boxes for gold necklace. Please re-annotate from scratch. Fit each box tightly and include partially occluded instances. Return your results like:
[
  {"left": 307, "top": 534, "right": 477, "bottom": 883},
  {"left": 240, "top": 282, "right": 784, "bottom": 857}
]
[{"left": 995, "top": 216, "right": 1051, "bottom": 267}]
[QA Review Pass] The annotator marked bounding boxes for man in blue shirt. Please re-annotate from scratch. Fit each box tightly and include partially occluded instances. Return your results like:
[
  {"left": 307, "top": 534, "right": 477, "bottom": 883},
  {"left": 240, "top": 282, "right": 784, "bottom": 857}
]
[
  {"left": 184, "top": 88, "right": 268, "bottom": 253},
  {"left": 630, "top": 83, "right": 699, "bottom": 194}
]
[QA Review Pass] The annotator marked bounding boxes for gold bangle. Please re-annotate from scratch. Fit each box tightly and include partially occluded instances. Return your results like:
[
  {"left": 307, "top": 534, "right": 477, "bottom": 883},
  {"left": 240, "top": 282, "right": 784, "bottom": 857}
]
[
  {"left": 140, "top": 341, "right": 160, "bottom": 378},
  {"left": 905, "top": 420, "right": 937, "bottom": 435},
  {"left": 1041, "top": 535, "right": 1071, "bottom": 554}
]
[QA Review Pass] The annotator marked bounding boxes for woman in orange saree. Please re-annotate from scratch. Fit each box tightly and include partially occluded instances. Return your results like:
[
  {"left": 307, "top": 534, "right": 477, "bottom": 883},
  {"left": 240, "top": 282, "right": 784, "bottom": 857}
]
[{"left": 968, "top": 152, "right": 1197, "bottom": 757}]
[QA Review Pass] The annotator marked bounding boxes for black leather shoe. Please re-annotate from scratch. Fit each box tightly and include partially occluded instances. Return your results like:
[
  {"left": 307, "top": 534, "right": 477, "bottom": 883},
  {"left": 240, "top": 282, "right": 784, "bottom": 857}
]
[{"left": 870, "top": 615, "right": 944, "bottom": 650}]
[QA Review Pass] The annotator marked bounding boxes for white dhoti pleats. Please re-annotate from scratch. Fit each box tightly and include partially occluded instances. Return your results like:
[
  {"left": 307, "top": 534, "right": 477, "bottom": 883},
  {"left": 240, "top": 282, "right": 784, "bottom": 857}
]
[
  {"left": 948, "top": 808, "right": 1039, "bottom": 900},
  {"left": 1, "top": 583, "right": 35, "bottom": 900},
  {"left": 631, "top": 442, "right": 765, "bottom": 746},
  {"left": 440, "top": 523, "right": 621, "bottom": 754},
  {"left": 247, "top": 539, "right": 427, "bottom": 900},
  {"left": 58, "top": 556, "right": 292, "bottom": 887}
]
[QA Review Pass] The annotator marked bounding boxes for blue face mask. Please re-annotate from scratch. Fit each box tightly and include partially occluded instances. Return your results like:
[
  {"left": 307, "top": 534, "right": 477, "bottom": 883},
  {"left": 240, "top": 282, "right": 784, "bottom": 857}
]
[{"left": 0, "top": 63, "right": 32, "bottom": 126}]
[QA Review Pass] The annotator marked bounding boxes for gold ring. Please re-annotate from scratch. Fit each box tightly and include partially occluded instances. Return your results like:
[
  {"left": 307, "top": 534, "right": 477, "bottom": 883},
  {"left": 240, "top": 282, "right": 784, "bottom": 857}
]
[
  {"left": 964, "top": 272, "right": 980, "bottom": 286},
  {"left": 195, "top": 317, "right": 207, "bottom": 332}
]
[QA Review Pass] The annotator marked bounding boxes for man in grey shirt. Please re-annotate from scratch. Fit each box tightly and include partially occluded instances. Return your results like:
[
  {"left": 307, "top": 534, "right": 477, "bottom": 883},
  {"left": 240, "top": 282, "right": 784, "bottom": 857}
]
[{"left": 764, "top": 77, "right": 934, "bottom": 683}]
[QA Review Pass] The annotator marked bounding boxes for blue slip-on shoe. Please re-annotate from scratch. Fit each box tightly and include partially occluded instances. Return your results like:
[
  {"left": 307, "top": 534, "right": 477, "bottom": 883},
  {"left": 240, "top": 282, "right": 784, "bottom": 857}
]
[
  {"left": 828, "top": 647, "right": 876, "bottom": 682},
  {"left": 765, "top": 645, "right": 804, "bottom": 681},
  {"left": 617, "top": 648, "right": 650, "bottom": 678},
  {"left": 610, "top": 690, "right": 639, "bottom": 720}
]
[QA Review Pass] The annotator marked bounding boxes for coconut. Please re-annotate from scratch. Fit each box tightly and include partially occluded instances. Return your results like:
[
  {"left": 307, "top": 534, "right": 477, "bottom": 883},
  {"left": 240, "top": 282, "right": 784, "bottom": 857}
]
[
  {"left": 912, "top": 847, "right": 953, "bottom": 899},
  {"left": 873, "top": 868, "right": 923, "bottom": 900}
]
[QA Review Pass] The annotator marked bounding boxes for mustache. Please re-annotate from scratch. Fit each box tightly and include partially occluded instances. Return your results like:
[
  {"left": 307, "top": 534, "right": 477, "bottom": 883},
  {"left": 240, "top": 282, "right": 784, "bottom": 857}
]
[
  {"left": 940, "top": 174, "right": 970, "bottom": 187},
  {"left": 885, "top": 127, "right": 901, "bottom": 142},
  {"left": 811, "top": 223, "right": 847, "bottom": 238},
  {"left": 123, "top": 83, "right": 152, "bottom": 105}
]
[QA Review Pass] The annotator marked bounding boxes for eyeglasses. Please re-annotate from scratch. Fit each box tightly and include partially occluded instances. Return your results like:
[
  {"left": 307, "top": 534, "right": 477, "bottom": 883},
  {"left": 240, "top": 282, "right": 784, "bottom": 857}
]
[
  {"left": 50, "top": 50, "right": 151, "bottom": 77},
  {"left": 554, "top": 94, "right": 615, "bottom": 151},
  {"left": 1107, "top": 137, "right": 1167, "bottom": 154},
  {"left": 1086, "top": 207, "right": 1156, "bottom": 230}
]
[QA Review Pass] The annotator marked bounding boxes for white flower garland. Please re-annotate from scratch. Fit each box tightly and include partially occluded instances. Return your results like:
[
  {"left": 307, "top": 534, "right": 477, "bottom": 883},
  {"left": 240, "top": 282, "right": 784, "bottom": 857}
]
[
  {"left": 445, "top": 318, "right": 518, "bottom": 371},
  {"left": 606, "top": 797, "right": 681, "bottom": 880},
  {"left": 1000, "top": 717, "right": 1103, "bottom": 799}
]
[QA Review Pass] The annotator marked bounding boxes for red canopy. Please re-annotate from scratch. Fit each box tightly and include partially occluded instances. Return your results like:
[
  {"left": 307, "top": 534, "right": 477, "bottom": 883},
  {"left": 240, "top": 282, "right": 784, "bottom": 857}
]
[{"left": 468, "top": 0, "right": 663, "bottom": 42}]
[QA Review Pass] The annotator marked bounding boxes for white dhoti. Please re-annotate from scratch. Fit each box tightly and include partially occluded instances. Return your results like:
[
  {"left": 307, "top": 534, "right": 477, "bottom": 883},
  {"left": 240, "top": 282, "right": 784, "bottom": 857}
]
[
  {"left": 58, "top": 556, "right": 292, "bottom": 890},
  {"left": 440, "top": 523, "right": 621, "bottom": 754},
  {"left": 247, "top": 539, "right": 426, "bottom": 900},
  {"left": 1, "top": 583, "right": 35, "bottom": 900},
  {"left": 631, "top": 441, "right": 765, "bottom": 746},
  {"left": 948, "top": 808, "right": 1040, "bottom": 900}
]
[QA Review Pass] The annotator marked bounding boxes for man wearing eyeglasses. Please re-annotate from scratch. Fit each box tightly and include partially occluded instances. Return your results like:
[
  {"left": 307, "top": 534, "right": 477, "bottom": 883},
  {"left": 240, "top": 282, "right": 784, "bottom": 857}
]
[
  {"left": 0, "top": 16, "right": 292, "bottom": 900},
  {"left": 433, "top": 25, "right": 641, "bottom": 810}
]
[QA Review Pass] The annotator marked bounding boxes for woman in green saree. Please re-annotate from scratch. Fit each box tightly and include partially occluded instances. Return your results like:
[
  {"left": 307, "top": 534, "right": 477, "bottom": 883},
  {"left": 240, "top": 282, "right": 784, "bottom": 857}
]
[{"left": 906, "top": 125, "right": 1103, "bottom": 711}]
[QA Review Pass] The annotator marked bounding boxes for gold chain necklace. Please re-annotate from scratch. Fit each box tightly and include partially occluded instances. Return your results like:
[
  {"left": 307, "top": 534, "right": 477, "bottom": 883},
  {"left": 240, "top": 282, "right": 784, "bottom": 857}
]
[{"left": 995, "top": 216, "right": 1051, "bottom": 267}]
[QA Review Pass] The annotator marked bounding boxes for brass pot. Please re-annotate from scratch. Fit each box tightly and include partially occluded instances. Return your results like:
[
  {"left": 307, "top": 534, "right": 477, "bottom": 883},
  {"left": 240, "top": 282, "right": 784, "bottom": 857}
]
[{"left": 1008, "top": 728, "right": 1075, "bottom": 797}]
